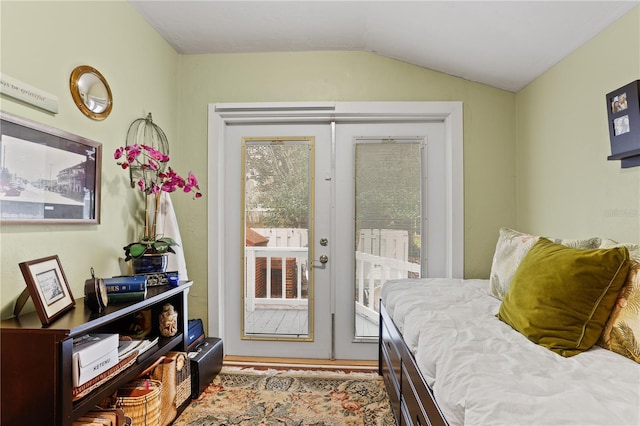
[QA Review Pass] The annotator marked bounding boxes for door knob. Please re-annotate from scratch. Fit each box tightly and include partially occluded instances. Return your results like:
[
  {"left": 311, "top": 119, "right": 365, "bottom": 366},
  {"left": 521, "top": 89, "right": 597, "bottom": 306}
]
[{"left": 313, "top": 254, "right": 329, "bottom": 267}]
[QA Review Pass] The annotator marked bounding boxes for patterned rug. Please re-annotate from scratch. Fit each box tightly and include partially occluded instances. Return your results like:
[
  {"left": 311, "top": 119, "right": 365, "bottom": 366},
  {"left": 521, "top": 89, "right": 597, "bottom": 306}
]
[{"left": 174, "top": 366, "right": 396, "bottom": 425}]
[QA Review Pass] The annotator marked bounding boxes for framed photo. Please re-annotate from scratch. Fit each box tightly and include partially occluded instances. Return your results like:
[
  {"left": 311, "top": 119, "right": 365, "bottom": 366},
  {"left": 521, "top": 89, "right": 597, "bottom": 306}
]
[
  {"left": 18, "top": 255, "right": 75, "bottom": 326},
  {"left": 606, "top": 80, "right": 640, "bottom": 168},
  {"left": 0, "top": 111, "right": 101, "bottom": 223},
  {"left": 610, "top": 92, "right": 628, "bottom": 114},
  {"left": 613, "top": 115, "right": 630, "bottom": 136}
]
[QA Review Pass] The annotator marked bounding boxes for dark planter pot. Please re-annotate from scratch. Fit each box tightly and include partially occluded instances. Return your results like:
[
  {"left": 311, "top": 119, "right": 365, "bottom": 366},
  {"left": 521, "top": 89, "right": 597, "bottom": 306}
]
[{"left": 132, "top": 253, "right": 168, "bottom": 274}]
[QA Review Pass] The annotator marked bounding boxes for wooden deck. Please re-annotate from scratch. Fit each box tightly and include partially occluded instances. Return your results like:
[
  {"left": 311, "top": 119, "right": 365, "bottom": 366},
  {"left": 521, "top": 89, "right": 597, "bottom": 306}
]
[{"left": 245, "top": 307, "right": 379, "bottom": 338}]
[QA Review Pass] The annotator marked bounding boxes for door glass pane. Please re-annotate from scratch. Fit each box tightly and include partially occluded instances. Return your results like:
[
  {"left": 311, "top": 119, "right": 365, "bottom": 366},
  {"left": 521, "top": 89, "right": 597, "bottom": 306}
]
[
  {"left": 242, "top": 138, "right": 312, "bottom": 340},
  {"left": 354, "top": 139, "right": 423, "bottom": 339}
]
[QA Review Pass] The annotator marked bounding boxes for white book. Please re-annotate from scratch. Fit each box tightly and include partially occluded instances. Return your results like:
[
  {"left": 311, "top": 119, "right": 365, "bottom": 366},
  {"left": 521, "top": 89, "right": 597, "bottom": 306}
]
[
  {"left": 137, "top": 337, "right": 159, "bottom": 355},
  {"left": 117, "top": 339, "right": 144, "bottom": 359},
  {"left": 118, "top": 337, "right": 159, "bottom": 360}
]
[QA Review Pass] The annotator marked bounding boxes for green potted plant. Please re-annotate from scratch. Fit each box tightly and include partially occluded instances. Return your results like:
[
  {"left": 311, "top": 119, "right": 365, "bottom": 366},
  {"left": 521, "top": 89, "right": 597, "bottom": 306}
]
[{"left": 114, "top": 143, "right": 201, "bottom": 273}]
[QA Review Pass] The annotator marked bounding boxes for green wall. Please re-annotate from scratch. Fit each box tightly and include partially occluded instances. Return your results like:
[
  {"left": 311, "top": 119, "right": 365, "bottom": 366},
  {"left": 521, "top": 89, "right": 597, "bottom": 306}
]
[
  {"left": 0, "top": 1, "right": 179, "bottom": 318},
  {"left": 3, "top": 1, "right": 635, "bottom": 336},
  {"left": 516, "top": 6, "right": 639, "bottom": 243},
  {"left": 176, "top": 52, "right": 517, "bottom": 325}
]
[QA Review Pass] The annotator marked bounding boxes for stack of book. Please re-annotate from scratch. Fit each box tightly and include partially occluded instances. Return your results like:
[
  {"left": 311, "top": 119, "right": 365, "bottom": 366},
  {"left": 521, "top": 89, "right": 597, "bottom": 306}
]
[
  {"left": 104, "top": 275, "right": 147, "bottom": 303},
  {"left": 117, "top": 336, "right": 159, "bottom": 361},
  {"left": 72, "top": 408, "right": 127, "bottom": 425}
]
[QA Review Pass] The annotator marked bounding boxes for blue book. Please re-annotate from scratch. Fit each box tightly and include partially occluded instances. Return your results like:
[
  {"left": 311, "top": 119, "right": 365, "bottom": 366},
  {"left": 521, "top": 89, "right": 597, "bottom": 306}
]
[{"left": 104, "top": 275, "right": 147, "bottom": 293}]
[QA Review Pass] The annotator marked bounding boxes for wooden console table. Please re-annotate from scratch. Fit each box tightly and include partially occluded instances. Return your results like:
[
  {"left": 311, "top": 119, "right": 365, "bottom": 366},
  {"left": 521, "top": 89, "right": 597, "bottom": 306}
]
[{"left": 1, "top": 281, "right": 192, "bottom": 425}]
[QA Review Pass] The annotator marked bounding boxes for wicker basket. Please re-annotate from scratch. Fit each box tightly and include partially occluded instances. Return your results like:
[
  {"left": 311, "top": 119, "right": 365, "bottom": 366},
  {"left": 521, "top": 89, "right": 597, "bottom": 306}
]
[
  {"left": 169, "top": 351, "right": 191, "bottom": 407},
  {"left": 150, "top": 352, "right": 191, "bottom": 425},
  {"left": 114, "top": 379, "right": 162, "bottom": 426}
]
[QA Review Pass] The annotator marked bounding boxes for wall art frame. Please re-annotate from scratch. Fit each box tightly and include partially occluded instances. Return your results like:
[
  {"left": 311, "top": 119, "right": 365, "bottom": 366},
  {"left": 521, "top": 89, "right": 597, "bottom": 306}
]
[
  {"left": 0, "top": 111, "right": 102, "bottom": 223},
  {"left": 18, "top": 255, "right": 75, "bottom": 326},
  {"left": 606, "top": 80, "right": 640, "bottom": 168}
]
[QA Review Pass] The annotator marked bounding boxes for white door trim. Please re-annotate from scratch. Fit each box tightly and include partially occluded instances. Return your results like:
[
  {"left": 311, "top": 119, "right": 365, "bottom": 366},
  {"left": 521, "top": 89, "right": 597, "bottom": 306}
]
[{"left": 207, "top": 101, "right": 463, "bottom": 340}]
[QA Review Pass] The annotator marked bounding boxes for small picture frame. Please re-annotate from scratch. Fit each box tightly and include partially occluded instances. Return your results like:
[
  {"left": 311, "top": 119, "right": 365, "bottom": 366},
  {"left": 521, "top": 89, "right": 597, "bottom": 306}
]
[
  {"left": 18, "top": 255, "right": 75, "bottom": 325},
  {"left": 610, "top": 92, "right": 628, "bottom": 114},
  {"left": 613, "top": 115, "right": 630, "bottom": 136},
  {"left": 606, "top": 80, "right": 640, "bottom": 167}
]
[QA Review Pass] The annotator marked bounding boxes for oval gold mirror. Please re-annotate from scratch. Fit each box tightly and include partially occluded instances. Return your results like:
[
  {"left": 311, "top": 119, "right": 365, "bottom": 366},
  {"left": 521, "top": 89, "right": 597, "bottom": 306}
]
[{"left": 69, "top": 65, "right": 113, "bottom": 121}]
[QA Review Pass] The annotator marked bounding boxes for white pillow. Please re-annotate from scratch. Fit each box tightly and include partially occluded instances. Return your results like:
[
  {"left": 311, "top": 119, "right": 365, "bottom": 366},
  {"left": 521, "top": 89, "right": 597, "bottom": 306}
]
[
  {"left": 489, "top": 228, "right": 602, "bottom": 300},
  {"left": 489, "top": 228, "right": 539, "bottom": 300}
]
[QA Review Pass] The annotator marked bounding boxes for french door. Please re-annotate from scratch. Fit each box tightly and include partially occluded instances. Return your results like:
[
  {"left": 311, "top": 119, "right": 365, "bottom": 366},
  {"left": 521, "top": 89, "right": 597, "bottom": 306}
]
[
  {"left": 209, "top": 102, "right": 464, "bottom": 360},
  {"left": 225, "top": 122, "right": 333, "bottom": 358}
]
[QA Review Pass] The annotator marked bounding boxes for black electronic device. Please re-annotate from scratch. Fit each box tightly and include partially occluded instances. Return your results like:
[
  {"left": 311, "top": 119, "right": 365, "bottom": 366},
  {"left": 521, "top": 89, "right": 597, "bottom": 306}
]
[{"left": 189, "top": 337, "right": 223, "bottom": 399}]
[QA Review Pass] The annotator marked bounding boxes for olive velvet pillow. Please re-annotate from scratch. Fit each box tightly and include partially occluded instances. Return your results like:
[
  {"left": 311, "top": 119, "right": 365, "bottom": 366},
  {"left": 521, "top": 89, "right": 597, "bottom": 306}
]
[{"left": 497, "top": 237, "right": 630, "bottom": 357}]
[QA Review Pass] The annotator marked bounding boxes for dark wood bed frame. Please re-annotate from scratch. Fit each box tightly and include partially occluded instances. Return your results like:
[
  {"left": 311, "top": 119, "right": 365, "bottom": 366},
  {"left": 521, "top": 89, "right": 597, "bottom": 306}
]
[{"left": 379, "top": 301, "right": 448, "bottom": 426}]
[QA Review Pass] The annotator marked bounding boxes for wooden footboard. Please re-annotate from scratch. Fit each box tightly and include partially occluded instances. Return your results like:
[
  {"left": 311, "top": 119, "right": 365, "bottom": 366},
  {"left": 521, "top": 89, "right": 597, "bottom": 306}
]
[{"left": 379, "top": 301, "right": 448, "bottom": 426}]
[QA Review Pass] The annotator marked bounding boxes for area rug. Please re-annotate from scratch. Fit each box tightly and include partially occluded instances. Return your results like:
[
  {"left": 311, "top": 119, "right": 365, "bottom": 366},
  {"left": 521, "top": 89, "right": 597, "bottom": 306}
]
[{"left": 173, "top": 366, "right": 397, "bottom": 425}]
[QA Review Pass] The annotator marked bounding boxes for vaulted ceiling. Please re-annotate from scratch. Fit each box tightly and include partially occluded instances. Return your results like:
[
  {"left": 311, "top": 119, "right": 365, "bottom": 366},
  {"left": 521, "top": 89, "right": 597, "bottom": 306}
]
[{"left": 130, "top": 1, "right": 639, "bottom": 92}]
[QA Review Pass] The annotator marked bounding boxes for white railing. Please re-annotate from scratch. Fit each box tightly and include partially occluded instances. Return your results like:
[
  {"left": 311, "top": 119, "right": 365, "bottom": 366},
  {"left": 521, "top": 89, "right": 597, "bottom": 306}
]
[
  {"left": 355, "top": 252, "right": 421, "bottom": 323},
  {"left": 245, "top": 246, "right": 308, "bottom": 312},
  {"left": 244, "top": 247, "right": 420, "bottom": 323}
]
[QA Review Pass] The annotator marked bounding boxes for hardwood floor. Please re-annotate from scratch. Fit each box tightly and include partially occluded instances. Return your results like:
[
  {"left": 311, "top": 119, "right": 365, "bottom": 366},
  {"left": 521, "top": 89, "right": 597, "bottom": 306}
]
[{"left": 223, "top": 355, "right": 378, "bottom": 371}]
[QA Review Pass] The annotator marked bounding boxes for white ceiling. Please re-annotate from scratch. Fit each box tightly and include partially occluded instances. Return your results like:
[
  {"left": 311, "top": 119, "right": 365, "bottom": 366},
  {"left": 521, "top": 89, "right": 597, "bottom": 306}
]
[{"left": 130, "top": 1, "right": 639, "bottom": 92}]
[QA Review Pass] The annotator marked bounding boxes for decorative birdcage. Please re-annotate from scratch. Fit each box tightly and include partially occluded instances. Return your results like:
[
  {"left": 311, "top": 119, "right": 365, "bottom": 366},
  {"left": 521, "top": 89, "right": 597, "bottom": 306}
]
[
  {"left": 115, "top": 113, "right": 201, "bottom": 268},
  {"left": 125, "top": 112, "right": 169, "bottom": 189}
]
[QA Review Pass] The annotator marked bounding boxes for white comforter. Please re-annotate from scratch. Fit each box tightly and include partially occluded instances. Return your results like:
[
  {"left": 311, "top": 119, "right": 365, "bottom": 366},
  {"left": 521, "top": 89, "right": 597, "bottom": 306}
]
[{"left": 381, "top": 278, "right": 640, "bottom": 426}]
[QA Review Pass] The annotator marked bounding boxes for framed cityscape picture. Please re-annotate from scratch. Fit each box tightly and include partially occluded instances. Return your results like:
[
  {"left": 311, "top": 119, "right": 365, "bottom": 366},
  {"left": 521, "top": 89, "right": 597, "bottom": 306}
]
[{"left": 0, "top": 111, "right": 102, "bottom": 223}]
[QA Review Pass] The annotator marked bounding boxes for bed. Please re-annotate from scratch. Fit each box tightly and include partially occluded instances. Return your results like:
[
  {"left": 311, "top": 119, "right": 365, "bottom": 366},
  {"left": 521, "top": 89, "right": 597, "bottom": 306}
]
[{"left": 378, "top": 229, "right": 640, "bottom": 426}]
